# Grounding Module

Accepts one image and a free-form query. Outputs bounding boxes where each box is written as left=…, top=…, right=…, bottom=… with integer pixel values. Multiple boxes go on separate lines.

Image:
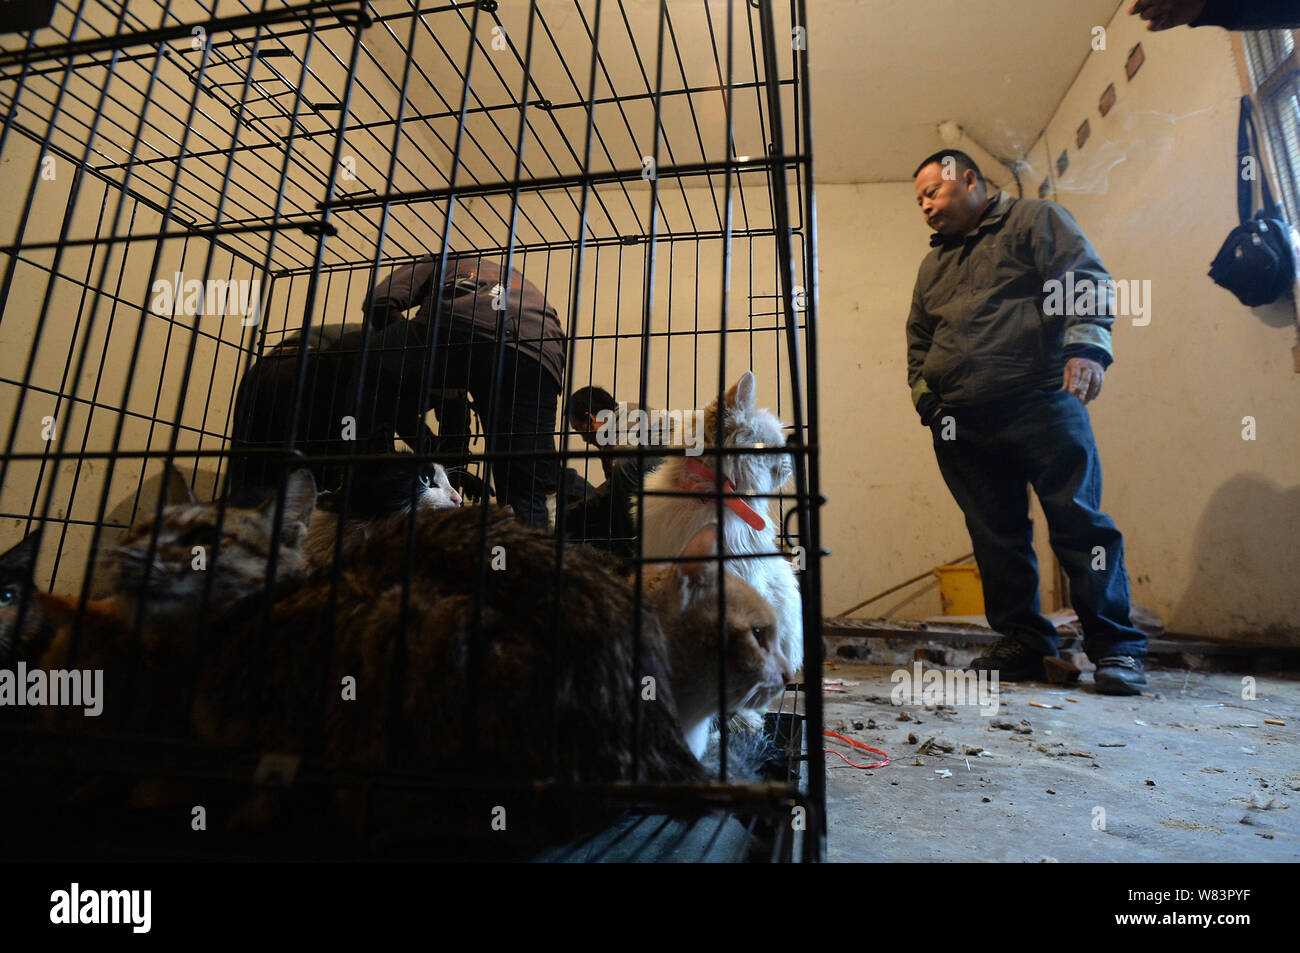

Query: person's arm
left=1129, top=0, right=1300, bottom=31
left=361, top=318, right=441, bottom=450
left=361, top=255, right=444, bottom=328
left=1030, top=201, right=1115, bottom=403
left=905, top=282, right=944, bottom=426
left=428, top=391, right=473, bottom=459
left=1196, top=0, right=1300, bottom=29
left=396, top=419, right=441, bottom=458
left=1031, top=202, right=1117, bottom=368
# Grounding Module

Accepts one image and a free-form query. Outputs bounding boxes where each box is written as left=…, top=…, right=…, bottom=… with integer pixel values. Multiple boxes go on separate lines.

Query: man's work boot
left=971, top=635, right=1048, bottom=682
left=1093, top=655, right=1147, bottom=695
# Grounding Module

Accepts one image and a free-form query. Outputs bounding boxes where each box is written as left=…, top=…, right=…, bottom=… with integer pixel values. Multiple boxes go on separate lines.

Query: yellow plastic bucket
left=933, top=564, right=984, bottom=615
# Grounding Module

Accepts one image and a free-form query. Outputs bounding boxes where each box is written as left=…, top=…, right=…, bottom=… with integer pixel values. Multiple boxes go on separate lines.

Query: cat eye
left=751, top=625, right=773, bottom=648
left=0, top=587, right=15, bottom=606
left=420, top=473, right=433, bottom=488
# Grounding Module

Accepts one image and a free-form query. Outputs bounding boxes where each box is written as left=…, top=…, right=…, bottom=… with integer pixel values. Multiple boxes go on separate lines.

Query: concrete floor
left=823, top=661, right=1300, bottom=862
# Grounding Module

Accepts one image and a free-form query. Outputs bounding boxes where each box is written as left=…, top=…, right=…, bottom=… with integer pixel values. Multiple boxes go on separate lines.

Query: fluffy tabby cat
left=95, top=468, right=316, bottom=637
left=188, top=510, right=781, bottom=839
left=194, top=506, right=705, bottom=782
left=43, top=468, right=318, bottom=732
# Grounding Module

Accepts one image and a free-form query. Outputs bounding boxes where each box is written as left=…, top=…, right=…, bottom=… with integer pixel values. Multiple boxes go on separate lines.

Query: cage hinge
left=298, top=220, right=338, bottom=237
left=334, top=5, right=373, bottom=30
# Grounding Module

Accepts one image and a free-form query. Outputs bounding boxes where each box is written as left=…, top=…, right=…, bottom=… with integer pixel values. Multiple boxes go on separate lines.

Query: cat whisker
left=738, top=683, right=767, bottom=710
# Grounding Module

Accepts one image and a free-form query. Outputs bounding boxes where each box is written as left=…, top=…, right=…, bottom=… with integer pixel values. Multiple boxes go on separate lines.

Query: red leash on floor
left=823, top=731, right=890, bottom=769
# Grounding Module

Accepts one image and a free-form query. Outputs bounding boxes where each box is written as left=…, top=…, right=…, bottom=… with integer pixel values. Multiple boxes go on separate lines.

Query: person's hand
left=1127, top=0, right=1207, bottom=30
left=916, top=392, right=945, bottom=427
left=1062, top=357, right=1105, bottom=404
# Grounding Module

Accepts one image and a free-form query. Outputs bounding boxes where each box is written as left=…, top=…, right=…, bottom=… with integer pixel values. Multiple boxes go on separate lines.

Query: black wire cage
left=0, top=0, right=824, bottom=861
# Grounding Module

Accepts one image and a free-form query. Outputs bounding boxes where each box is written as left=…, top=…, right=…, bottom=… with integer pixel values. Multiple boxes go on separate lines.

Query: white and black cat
left=302, top=453, right=461, bottom=571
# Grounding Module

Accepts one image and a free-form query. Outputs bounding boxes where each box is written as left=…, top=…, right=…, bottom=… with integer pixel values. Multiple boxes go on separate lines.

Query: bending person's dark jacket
left=362, top=252, right=566, bottom=388
left=906, top=191, right=1117, bottom=422
left=226, top=320, right=442, bottom=501
left=1194, top=0, right=1300, bottom=29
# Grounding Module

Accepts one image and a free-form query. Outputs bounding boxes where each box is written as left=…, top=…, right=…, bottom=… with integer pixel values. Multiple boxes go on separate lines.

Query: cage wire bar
left=0, top=0, right=824, bottom=862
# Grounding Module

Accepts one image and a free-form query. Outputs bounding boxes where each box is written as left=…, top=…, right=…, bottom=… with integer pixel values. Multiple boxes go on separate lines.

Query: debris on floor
left=989, top=719, right=1033, bottom=734
left=823, top=662, right=1300, bottom=862
left=1043, top=656, right=1081, bottom=685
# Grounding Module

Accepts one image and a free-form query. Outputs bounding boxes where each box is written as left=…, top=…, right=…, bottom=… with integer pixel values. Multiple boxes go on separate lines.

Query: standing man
left=907, top=150, right=1148, bottom=694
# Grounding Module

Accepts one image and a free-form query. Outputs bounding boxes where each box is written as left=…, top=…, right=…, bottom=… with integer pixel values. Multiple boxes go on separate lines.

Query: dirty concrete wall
left=1022, top=11, right=1300, bottom=641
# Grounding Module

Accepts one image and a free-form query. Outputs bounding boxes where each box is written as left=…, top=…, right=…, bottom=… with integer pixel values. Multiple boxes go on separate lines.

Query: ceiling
left=806, top=0, right=1126, bottom=182
left=3, top=0, right=1128, bottom=270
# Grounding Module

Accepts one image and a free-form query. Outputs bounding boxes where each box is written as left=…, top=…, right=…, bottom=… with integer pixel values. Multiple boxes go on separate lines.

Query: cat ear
left=281, top=469, right=317, bottom=529
left=726, top=371, right=756, bottom=411
left=1, top=528, right=42, bottom=572
left=675, top=524, right=721, bottom=597
left=164, top=464, right=198, bottom=506
left=263, top=470, right=316, bottom=549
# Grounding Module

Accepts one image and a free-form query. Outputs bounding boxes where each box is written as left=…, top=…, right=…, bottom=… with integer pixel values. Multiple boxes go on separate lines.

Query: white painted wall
left=1022, top=11, right=1300, bottom=641
left=814, top=181, right=969, bottom=620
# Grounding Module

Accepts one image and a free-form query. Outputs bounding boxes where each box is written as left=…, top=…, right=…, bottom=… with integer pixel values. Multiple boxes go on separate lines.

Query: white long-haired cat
left=639, top=371, right=802, bottom=694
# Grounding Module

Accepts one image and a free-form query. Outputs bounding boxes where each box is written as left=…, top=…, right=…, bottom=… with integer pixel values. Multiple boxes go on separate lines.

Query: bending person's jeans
left=432, top=332, right=559, bottom=529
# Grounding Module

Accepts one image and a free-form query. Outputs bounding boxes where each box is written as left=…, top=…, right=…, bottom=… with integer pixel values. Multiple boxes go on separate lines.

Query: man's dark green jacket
left=906, top=191, right=1117, bottom=420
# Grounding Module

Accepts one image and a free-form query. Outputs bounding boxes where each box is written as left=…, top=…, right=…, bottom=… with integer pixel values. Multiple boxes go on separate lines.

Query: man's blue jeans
left=931, top=386, right=1146, bottom=661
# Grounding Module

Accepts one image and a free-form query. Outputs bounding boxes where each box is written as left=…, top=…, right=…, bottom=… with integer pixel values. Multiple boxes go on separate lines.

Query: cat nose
left=778, top=654, right=795, bottom=685
left=451, top=493, right=462, bottom=506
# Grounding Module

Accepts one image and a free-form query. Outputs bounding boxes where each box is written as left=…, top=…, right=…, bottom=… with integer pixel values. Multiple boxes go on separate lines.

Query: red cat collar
left=676, top=458, right=768, bottom=531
